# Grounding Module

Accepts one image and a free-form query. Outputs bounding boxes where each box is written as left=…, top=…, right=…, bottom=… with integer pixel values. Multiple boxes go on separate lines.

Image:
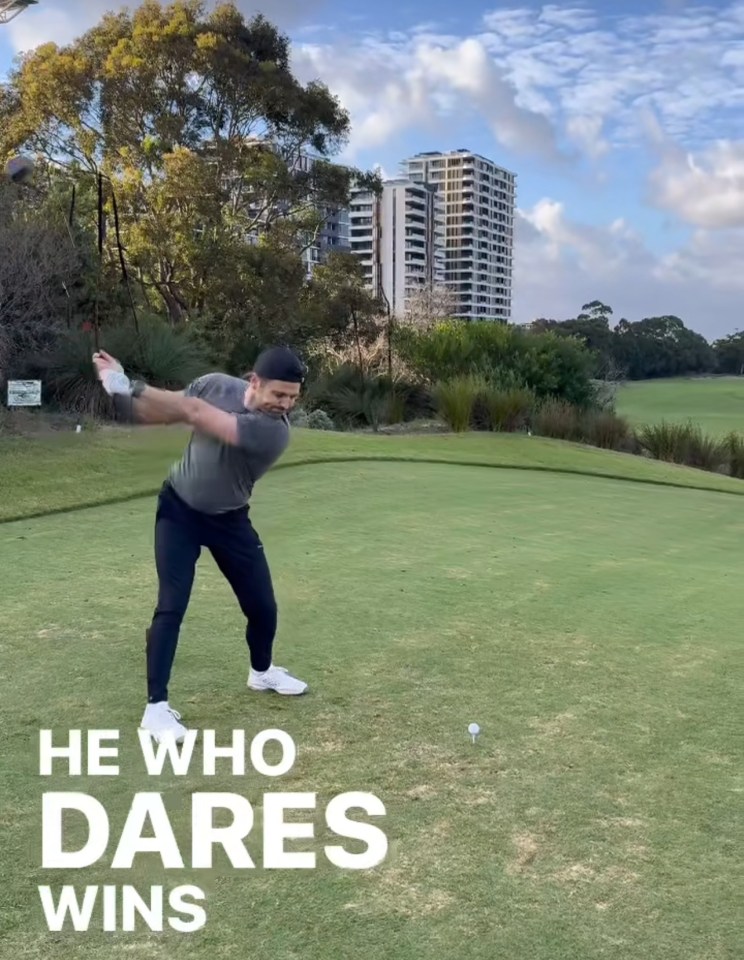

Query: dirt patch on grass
left=553, top=863, right=596, bottom=883
left=301, top=737, right=346, bottom=756
left=551, top=863, right=640, bottom=886
left=598, top=817, right=646, bottom=828
left=506, top=832, right=540, bottom=874
left=463, top=788, right=497, bottom=807
left=405, top=784, right=438, bottom=801
left=344, top=875, right=455, bottom=918
left=528, top=711, right=577, bottom=737
left=344, top=851, right=457, bottom=919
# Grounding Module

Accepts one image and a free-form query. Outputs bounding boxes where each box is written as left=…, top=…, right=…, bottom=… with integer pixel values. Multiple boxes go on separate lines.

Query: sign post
left=7, top=380, right=42, bottom=407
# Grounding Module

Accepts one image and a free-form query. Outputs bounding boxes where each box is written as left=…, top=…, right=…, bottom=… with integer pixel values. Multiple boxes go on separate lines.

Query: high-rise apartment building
left=236, top=142, right=350, bottom=274
left=284, top=151, right=350, bottom=276
left=402, top=149, right=516, bottom=321
left=348, top=178, right=445, bottom=315
left=302, top=205, right=350, bottom=275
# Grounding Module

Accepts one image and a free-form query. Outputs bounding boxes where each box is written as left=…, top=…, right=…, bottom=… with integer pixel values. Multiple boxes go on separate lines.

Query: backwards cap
left=253, top=346, right=306, bottom=384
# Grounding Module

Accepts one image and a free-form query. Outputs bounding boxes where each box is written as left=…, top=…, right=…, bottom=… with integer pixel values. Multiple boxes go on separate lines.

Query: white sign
left=7, top=379, right=42, bottom=406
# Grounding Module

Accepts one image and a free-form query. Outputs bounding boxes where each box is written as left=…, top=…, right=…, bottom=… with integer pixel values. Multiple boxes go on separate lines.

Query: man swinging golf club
left=93, top=346, right=309, bottom=744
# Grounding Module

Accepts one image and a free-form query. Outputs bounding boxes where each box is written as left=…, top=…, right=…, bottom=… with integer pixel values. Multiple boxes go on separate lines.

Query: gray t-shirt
left=167, top=372, right=290, bottom=514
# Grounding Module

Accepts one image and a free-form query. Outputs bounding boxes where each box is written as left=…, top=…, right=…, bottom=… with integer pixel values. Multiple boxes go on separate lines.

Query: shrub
left=29, top=331, right=114, bottom=417
left=515, top=331, right=597, bottom=408
left=101, top=316, right=212, bottom=388
left=432, top=374, right=487, bottom=432
left=581, top=410, right=633, bottom=451
left=306, top=409, right=336, bottom=431
left=479, top=385, right=536, bottom=432
left=684, top=425, right=728, bottom=473
left=636, top=420, right=728, bottom=472
left=290, top=406, right=336, bottom=431
left=590, top=378, right=618, bottom=412
left=32, top=316, right=211, bottom=417
left=635, top=421, right=693, bottom=463
left=531, top=399, right=584, bottom=442
left=305, top=363, right=426, bottom=430
left=395, top=320, right=596, bottom=408
left=394, top=321, right=488, bottom=382
left=724, top=432, right=744, bottom=479
left=289, top=406, right=309, bottom=428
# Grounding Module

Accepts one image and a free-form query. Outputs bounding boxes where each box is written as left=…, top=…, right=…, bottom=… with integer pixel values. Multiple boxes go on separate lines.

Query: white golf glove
left=93, top=350, right=132, bottom=396
left=100, top=369, right=132, bottom=396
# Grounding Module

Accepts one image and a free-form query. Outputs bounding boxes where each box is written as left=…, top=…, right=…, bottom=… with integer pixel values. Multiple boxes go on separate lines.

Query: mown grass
left=616, top=376, right=744, bottom=437
left=0, top=430, right=741, bottom=959
left=1, top=422, right=743, bottom=525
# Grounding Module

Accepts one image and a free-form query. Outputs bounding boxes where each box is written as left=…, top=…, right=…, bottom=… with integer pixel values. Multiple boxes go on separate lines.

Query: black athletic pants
left=146, top=481, right=277, bottom=703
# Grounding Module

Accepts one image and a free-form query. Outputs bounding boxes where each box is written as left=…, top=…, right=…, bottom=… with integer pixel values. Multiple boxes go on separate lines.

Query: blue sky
left=3, top=0, right=744, bottom=339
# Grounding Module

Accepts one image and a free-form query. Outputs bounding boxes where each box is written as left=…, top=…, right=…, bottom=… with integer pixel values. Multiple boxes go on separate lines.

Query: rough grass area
left=0, top=435, right=742, bottom=959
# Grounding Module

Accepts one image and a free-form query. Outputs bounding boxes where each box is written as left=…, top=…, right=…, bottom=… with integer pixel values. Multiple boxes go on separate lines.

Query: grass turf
left=616, top=376, right=744, bottom=437
left=1, top=423, right=744, bottom=525
left=0, top=429, right=742, bottom=959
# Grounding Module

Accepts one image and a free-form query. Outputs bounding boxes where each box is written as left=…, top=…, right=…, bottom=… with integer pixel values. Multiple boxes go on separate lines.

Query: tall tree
left=0, top=0, right=380, bottom=331
left=712, top=330, right=744, bottom=375
left=403, top=283, right=458, bottom=329
left=612, top=316, right=715, bottom=379
left=303, top=251, right=383, bottom=373
left=532, top=301, right=616, bottom=378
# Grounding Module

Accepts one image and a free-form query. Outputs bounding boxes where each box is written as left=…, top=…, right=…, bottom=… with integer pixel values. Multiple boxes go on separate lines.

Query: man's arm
left=112, top=385, right=187, bottom=425
left=94, top=351, right=280, bottom=449
left=97, top=353, right=217, bottom=430
left=133, top=387, right=283, bottom=452
left=111, top=379, right=247, bottom=445
left=114, top=383, right=239, bottom=439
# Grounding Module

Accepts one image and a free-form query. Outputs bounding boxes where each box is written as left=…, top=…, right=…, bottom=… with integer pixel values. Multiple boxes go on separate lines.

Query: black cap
left=253, top=346, right=306, bottom=384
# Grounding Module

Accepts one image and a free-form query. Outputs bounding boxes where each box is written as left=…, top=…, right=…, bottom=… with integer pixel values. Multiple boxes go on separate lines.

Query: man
left=92, top=345, right=309, bottom=744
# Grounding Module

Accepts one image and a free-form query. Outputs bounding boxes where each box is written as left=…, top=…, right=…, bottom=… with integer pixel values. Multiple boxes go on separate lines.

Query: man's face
left=246, top=375, right=300, bottom=415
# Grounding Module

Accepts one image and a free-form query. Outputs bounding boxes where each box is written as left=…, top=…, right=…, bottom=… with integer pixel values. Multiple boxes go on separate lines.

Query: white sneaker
left=248, top=665, right=308, bottom=695
left=140, top=702, right=188, bottom=743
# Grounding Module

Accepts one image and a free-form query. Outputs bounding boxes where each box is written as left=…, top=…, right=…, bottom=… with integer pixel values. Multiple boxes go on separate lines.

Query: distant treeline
left=532, top=301, right=744, bottom=380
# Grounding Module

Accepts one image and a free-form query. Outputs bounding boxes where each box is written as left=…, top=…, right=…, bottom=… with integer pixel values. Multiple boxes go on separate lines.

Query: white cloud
left=6, top=1, right=114, bottom=51
left=478, top=2, right=744, bottom=149
left=649, top=140, right=744, bottom=228
left=512, top=200, right=744, bottom=339
left=292, top=34, right=566, bottom=163
left=288, top=2, right=744, bottom=175
left=4, top=0, right=323, bottom=53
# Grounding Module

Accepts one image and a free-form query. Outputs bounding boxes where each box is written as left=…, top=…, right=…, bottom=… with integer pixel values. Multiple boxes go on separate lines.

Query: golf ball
left=468, top=723, right=480, bottom=736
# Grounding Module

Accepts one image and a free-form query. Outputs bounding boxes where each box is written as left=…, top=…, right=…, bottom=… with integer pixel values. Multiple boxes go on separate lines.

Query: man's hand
left=93, top=350, right=131, bottom=396
left=92, top=350, right=123, bottom=376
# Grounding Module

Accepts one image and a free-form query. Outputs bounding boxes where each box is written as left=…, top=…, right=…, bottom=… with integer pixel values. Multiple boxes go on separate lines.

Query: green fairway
left=616, top=376, right=744, bottom=436
left=1, top=430, right=742, bottom=959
